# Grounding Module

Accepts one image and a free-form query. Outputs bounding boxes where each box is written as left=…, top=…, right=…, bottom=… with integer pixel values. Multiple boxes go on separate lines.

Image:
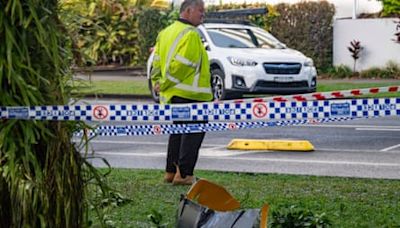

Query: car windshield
left=207, top=27, right=285, bottom=49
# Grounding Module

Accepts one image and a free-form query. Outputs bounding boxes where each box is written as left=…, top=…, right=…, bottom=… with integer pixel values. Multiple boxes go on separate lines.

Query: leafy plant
left=270, top=205, right=332, bottom=228
left=380, top=0, right=400, bottom=16
left=0, top=1, right=122, bottom=226
left=147, top=209, right=169, bottom=228
left=137, top=8, right=178, bottom=65
left=324, top=65, right=353, bottom=79
left=0, top=1, right=87, bottom=226
left=347, top=40, right=362, bottom=73
left=60, top=0, right=142, bottom=66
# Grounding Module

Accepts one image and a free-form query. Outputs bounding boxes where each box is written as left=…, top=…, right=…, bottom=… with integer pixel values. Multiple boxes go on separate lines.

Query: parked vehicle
left=147, top=21, right=317, bottom=102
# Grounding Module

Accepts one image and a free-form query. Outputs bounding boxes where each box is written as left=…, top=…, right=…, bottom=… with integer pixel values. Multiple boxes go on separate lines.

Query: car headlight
left=304, top=58, right=314, bottom=67
left=228, top=57, right=258, bottom=67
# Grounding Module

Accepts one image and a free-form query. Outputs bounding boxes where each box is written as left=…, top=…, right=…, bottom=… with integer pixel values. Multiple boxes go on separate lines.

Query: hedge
left=270, top=2, right=335, bottom=70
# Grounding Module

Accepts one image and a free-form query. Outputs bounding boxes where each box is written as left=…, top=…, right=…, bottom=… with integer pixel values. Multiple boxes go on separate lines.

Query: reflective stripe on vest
left=175, top=54, right=199, bottom=69
left=164, top=27, right=210, bottom=94
left=165, top=27, right=193, bottom=84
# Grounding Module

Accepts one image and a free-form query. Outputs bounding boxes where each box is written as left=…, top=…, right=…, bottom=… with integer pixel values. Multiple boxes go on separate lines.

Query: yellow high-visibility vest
left=151, top=20, right=212, bottom=104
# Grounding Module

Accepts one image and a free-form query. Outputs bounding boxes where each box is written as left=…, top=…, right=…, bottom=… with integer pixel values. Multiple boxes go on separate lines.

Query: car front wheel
left=211, top=68, right=241, bottom=100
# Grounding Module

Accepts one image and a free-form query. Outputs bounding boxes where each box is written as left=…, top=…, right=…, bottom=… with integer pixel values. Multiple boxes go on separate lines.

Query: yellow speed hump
left=227, top=139, right=314, bottom=151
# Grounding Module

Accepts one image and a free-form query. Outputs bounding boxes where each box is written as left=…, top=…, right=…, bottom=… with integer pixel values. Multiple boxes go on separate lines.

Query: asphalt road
left=73, top=73, right=400, bottom=180
left=77, top=102, right=400, bottom=179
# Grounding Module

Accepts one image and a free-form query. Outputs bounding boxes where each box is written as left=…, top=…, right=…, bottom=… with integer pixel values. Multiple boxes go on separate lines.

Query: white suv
left=147, top=21, right=317, bottom=101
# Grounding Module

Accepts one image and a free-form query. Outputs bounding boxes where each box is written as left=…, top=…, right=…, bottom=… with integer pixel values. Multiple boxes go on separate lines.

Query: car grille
left=255, top=80, right=309, bottom=88
left=263, top=62, right=302, bottom=74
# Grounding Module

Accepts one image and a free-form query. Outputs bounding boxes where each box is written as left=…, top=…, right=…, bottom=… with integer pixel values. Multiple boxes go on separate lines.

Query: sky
left=202, top=0, right=383, bottom=18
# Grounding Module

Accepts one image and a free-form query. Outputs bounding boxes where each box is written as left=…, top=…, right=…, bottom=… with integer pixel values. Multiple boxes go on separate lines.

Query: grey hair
left=179, top=0, right=203, bottom=13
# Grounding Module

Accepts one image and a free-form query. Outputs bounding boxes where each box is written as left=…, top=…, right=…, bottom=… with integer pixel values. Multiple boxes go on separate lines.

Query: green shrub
left=381, top=0, right=400, bottom=16
left=322, top=62, right=400, bottom=79
left=384, top=61, right=400, bottom=78
left=137, top=8, right=178, bottom=65
left=360, top=67, right=386, bottom=79
left=0, top=1, right=87, bottom=226
left=270, top=2, right=335, bottom=71
left=60, top=0, right=141, bottom=66
left=325, top=65, right=353, bottom=79
left=360, top=61, right=400, bottom=79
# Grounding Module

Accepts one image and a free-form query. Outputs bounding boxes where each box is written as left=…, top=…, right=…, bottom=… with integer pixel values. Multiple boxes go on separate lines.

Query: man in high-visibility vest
left=151, top=0, right=212, bottom=185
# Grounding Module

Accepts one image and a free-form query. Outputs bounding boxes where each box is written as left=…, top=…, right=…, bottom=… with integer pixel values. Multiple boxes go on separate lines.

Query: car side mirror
left=204, top=42, right=210, bottom=51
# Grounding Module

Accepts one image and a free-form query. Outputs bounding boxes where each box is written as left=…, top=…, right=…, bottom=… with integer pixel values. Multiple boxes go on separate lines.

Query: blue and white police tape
left=74, top=117, right=357, bottom=137
left=1, top=98, right=399, bottom=122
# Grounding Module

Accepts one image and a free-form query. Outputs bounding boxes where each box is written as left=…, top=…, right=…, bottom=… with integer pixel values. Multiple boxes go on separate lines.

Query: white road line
left=93, top=152, right=165, bottom=156
left=75, top=139, right=222, bottom=147
left=87, top=151, right=400, bottom=167
left=88, top=140, right=166, bottom=145
left=317, top=148, right=400, bottom=153
left=80, top=139, right=400, bottom=154
left=304, top=124, right=400, bottom=129
left=356, top=128, right=400, bottom=131
left=381, top=144, right=400, bottom=152
left=219, top=157, right=400, bottom=167
left=218, top=157, right=400, bottom=167
left=90, top=147, right=250, bottom=157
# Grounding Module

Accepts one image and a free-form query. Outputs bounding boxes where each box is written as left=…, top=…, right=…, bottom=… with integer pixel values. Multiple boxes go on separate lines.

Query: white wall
left=333, top=18, right=400, bottom=71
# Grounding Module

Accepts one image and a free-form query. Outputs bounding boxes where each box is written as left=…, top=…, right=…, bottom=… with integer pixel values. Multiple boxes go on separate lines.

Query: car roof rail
left=203, top=19, right=253, bottom=25
left=205, top=7, right=268, bottom=19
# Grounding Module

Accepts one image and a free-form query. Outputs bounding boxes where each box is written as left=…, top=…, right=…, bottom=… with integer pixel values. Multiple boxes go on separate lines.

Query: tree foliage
left=380, top=0, right=400, bottom=16
left=60, top=0, right=142, bottom=66
left=269, top=1, right=335, bottom=70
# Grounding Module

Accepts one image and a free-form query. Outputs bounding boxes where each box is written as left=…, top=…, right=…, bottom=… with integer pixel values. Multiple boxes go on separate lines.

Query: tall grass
left=0, top=1, right=102, bottom=226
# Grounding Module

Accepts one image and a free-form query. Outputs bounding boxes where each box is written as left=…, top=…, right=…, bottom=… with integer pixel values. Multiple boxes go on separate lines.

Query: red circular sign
left=252, top=103, right=268, bottom=118
left=227, top=123, right=237, bottom=130
left=93, top=106, right=109, bottom=120
left=153, top=125, right=162, bottom=134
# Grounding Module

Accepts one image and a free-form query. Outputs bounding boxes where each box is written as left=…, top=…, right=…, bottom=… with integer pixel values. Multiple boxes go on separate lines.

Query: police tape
left=75, top=117, right=358, bottom=137
left=224, top=85, right=400, bottom=103
left=1, top=98, right=399, bottom=122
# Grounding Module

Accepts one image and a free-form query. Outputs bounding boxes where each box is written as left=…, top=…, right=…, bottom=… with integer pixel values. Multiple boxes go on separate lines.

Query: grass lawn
left=78, top=79, right=400, bottom=226
left=94, top=169, right=400, bottom=227
left=74, top=79, right=400, bottom=97
left=318, top=82, right=400, bottom=98
left=74, top=80, right=151, bottom=95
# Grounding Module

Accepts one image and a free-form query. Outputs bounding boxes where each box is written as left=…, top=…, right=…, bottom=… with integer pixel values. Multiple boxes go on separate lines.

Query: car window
left=251, top=28, right=286, bottom=49
left=207, top=27, right=285, bottom=49
left=207, top=29, right=256, bottom=48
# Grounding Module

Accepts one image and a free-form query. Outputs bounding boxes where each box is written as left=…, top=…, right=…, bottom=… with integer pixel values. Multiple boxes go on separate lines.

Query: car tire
left=148, top=78, right=160, bottom=103
left=211, top=68, right=241, bottom=100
